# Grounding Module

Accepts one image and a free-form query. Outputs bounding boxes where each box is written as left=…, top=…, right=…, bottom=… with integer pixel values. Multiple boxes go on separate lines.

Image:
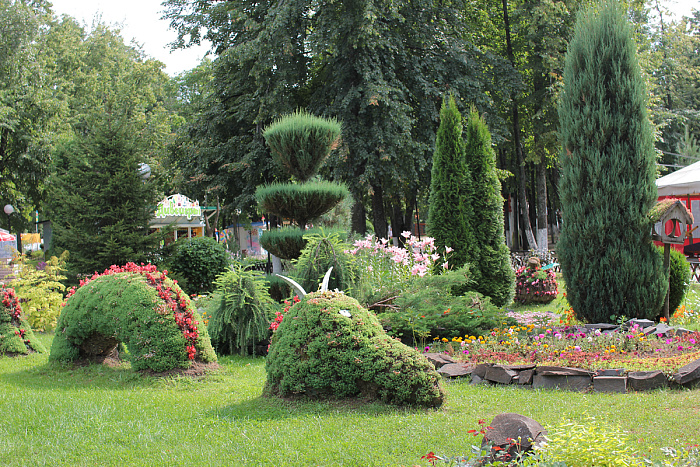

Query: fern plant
left=207, top=265, right=277, bottom=356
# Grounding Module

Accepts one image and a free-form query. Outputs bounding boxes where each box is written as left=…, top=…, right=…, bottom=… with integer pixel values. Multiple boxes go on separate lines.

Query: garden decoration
left=650, top=199, right=694, bottom=321
left=266, top=269, right=445, bottom=407
left=514, top=257, right=558, bottom=305
left=1, top=286, right=46, bottom=354
left=50, top=263, right=217, bottom=372
left=256, top=111, right=348, bottom=264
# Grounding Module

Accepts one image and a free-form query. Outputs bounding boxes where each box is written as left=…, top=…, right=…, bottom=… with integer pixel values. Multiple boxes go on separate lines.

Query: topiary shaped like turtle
left=50, top=263, right=216, bottom=372
left=265, top=290, right=445, bottom=407
left=1, top=286, right=46, bottom=354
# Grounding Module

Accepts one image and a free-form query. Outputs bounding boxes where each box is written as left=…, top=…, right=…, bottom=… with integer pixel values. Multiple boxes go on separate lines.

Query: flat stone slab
left=518, top=369, right=534, bottom=385
left=628, top=370, right=668, bottom=391
left=424, top=352, right=455, bottom=369
left=533, top=374, right=591, bottom=392
left=596, top=368, right=625, bottom=376
left=437, top=363, right=471, bottom=378
left=584, top=323, right=620, bottom=331
left=472, top=363, right=493, bottom=379
left=536, top=366, right=593, bottom=377
left=673, top=357, right=700, bottom=386
left=485, top=365, right=518, bottom=384
left=593, top=376, right=627, bottom=393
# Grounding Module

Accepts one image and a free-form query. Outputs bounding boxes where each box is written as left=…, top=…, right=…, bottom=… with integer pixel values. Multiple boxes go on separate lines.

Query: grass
left=1, top=333, right=699, bottom=466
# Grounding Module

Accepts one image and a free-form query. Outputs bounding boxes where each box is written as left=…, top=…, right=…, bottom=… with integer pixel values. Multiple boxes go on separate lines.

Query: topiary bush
left=292, top=228, right=355, bottom=293
left=265, top=290, right=445, bottom=407
left=265, top=274, right=292, bottom=302
left=207, top=265, right=277, bottom=356
left=49, top=263, right=216, bottom=372
left=259, top=227, right=309, bottom=260
left=1, top=287, right=46, bottom=355
left=657, top=245, right=691, bottom=319
left=168, top=237, right=230, bottom=295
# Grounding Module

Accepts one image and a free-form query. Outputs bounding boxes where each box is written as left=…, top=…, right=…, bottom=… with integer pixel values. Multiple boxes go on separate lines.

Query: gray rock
left=470, top=373, right=488, bottom=385
left=672, top=357, right=700, bottom=386
left=482, top=413, right=547, bottom=459
left=472, top=363, right=493, bottom=379
left=536, top=366, right=594, bottom=377
left=627, top=319, right=655, bottom=329
left=628, top=370, right=668, bottom=391
left=533, top=374, right=591, bottom=392
left=584, top=323, right=620, bottom=332
left=423, top=352, right=455, bottom=370
left=518, top=369, right=534, bottom=385
left=437, top=363, right=471, bottom=378
left=595, top=368, right=625, bottom=376
left=652, top=323, right=673, bottom=337
left=485, top=365, right=518, bottom=384
left=593, top=376, right=627, bottom=393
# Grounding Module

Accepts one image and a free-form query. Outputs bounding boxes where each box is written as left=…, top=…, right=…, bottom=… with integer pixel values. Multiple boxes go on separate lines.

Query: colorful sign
left=155, top=194, right=202, bottom=220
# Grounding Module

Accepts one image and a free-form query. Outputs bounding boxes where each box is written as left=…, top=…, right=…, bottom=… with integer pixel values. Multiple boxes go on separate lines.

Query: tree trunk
left=371, top=182, right=388, bottom=239
left=536, top=160, right=548, bottom=252
left=503, top=0, right=537, bottom=251
left=351, top=195, right=366, bottom=235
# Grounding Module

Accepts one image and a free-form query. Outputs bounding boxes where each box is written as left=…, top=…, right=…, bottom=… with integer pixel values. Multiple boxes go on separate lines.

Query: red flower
left=420, top=452, right=439, bottom=466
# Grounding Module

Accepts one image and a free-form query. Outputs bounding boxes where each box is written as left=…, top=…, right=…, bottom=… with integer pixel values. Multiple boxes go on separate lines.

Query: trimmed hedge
left=265, top=291, right=445, bottom=407
left=259, top=227, right=309, bottom=260
left=50, top=263, right=216, bottom=372
left=1, top=287, right=46, bottom=355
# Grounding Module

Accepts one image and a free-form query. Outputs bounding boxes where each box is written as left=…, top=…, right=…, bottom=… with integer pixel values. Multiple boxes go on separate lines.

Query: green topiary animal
left=1, top=287, right=46, bottom=354
left=50, top=263, right=216, bottom=372
left=265, top=289, right=446, bottom=407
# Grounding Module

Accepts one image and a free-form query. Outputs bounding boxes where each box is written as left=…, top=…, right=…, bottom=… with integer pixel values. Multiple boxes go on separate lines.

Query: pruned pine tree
left=558, top=1, right=666, bottom=322
left=428, top=95, right=475, bottom=272
left=464, top=108, right=515, bottom=307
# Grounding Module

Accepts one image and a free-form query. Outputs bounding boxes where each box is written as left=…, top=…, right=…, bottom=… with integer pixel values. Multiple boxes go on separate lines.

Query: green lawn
left=1, top=333, right=699, bottom=466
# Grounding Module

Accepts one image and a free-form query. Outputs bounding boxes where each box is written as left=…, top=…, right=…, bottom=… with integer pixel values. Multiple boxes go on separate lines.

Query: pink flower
left=690, top=338, right=696, bottom=344
left=445, top=246, right=454, bottom=254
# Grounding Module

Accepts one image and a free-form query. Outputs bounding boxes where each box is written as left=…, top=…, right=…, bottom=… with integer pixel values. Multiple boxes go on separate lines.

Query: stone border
left=425, top=353, right=700, bottom=393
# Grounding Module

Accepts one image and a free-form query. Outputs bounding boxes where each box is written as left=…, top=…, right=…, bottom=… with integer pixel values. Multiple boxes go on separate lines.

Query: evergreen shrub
left=0, top=287, right=46, bottom=354
left=376, top=268, right=514, bottom=345
left=557, top=1, right=666, bottom=322
left=259, top=227, right=309, bottom=260
left=255, top=181, right=350, bottom=229
left=265, top=291, right=445, bottom=407
left=265, top=274, right=292, bottom=302
left=49, top=263, right=216, bottom=371
left=168, top=237, right=230, bottom=295
left=207, top=265, right=276, bottom=356
left=263, top=110, right=341, bottom=181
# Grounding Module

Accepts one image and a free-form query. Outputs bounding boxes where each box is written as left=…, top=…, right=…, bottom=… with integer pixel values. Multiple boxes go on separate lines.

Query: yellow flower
left=442, top=338, right=448, bottom=343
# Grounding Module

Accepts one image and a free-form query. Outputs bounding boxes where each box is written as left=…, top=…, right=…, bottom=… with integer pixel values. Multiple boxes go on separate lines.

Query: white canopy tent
left=656, top=160, right=700, bottom=196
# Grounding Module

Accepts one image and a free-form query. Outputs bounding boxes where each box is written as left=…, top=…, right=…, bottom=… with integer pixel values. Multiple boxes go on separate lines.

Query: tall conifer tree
left=558, top=1, right=666, bottom=322
left=428, top=95, right=474, bottom=271
left=464, top=108, right=514, bottom=307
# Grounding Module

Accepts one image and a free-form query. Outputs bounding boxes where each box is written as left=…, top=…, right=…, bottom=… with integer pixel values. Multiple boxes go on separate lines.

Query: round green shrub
left=265, top=291, right=445, bottom=407
left=265, top=274, right=292, bottom=302
left=207, top=265, right=276, bottom=356
left=656, top=245, right=691, bottom=319
left=168, top=237, right=230, bottom=295
left=263, top=110, right=341, bottom=182
left=49, top=264, right=216, bottom=372
left=1, top=287, right=46, bottom=355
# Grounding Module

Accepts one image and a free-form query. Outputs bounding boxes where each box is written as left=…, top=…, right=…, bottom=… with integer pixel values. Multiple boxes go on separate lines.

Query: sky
left=48, top=0, right=699, bottom=77
left=49, top=0, right=212, bottom=76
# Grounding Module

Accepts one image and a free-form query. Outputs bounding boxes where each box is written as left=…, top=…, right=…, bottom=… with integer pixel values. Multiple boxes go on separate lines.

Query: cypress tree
left=428, top=95, right=474, bottom=270
left=558, top=1, right=666, bottom=322
left=464, top=108, right=514, bottom=307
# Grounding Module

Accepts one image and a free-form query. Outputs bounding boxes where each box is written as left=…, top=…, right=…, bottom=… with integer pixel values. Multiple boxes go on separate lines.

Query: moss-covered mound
left=50, top=263, right=216, bottom=372
left=1, top=287, right=46, bottom=354
left=265, top=291, right=445, bottom=407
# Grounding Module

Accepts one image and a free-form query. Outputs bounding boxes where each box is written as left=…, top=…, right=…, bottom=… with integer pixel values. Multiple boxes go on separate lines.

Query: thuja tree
left=558, top=2, right=666, bottom=322
left=464, top=108, right=515, bottom=307
left=428, top=95, right=475, bottom=271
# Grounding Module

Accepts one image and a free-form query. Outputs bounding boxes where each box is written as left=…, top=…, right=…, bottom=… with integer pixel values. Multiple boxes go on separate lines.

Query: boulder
left=424, top=352, right=455, bottom=370
left=593, top=376, right=627, bottom=393
left=482, top=413, right=547, bottom=460
left=485, top=365, right=518, bottom=385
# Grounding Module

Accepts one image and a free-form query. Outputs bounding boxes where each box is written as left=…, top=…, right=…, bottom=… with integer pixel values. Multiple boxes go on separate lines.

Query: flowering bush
left=1, top=286, right=46, bottom=354
left=514, top=259, right=558, bottom=305
left=51, top=263, right=216, bottom=371
left=346, top=232, right=450, bottom=307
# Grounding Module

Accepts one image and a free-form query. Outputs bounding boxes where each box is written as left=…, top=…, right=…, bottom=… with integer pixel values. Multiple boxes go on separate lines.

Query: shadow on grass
left=0, top=360, right=167, bottom=391
left=209, top=392, right=431, bottom=422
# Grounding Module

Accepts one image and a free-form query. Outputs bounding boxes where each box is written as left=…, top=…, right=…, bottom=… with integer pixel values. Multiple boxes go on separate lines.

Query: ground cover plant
left=50, top=263, right=216, bottom=371
left=1, top=333, right=699, bottom=466
left=0, top=286, right=45, bottom=354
